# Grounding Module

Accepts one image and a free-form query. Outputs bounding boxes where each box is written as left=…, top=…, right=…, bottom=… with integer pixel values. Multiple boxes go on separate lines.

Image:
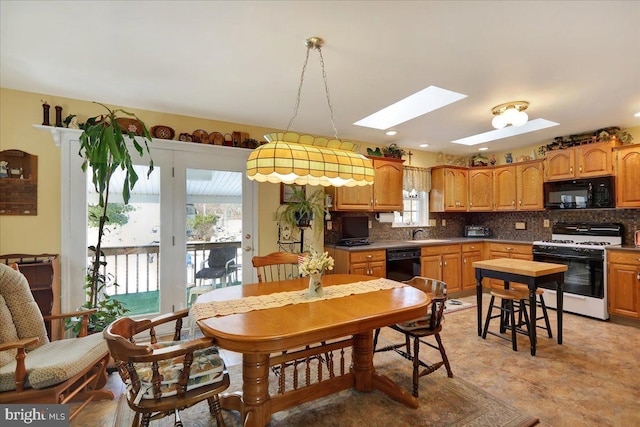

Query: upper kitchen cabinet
left=329, top=156, right=403, bottom=212
left=430, top=166, right=468, bottom=212
left=516, top=160, right=544, bottom=210
left=468, top=160, right=543, bottom=212
left=468, top=168, right=493, bottom=211
left=544, top=141, right=616, bottom=181
left=614, top=144, right=640, bottom=208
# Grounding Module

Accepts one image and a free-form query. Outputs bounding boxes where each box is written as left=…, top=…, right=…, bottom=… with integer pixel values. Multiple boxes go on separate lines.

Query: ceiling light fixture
left=634, top=111, right=640, bottom=117
left=478, top=147, right=489, bottom=151
left=491, top=101, right=529, bottom=129
left=419, top=143, right=429, bottom=148
left=246, top=37, right=374, bottom=187
left=385, top=130, right=398, bottom=136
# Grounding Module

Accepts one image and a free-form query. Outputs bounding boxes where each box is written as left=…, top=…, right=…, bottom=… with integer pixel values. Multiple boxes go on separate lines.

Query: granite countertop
left=326, top=237, right=534, bottom=251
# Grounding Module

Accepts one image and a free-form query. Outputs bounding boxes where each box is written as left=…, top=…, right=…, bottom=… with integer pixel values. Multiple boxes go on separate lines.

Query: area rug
left=444, top=299, right=475, bottom=314
left=113, top=340, right=537, bottom=427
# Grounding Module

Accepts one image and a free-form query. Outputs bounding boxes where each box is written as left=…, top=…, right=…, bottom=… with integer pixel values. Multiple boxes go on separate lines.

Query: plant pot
left=295, top=212, right=312, bottom=228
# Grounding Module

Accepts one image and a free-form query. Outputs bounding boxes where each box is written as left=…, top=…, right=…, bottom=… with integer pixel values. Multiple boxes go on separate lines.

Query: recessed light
left=385, top=130, right=398, bottom=136
left=419, top=143, right=429, bottom=148
left=634, top=111, right=640, bottom=117
left=354, top=86, right=467, bottom=130
left=478, top=147, right=489, bottom=151
left=451, top=119, right=559, bottom=146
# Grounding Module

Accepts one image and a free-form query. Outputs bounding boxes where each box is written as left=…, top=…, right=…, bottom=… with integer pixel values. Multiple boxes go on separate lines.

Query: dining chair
left=373, top=276, right=453, bottom=397
left=0, top=263, right=113, bottom=421
left=251, top=251, right=303, bottom=283
left=103, top=309, right=230, bottom=427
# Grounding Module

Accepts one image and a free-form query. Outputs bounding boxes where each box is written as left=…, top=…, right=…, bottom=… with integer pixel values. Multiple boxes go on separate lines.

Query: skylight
left=353, top=86, right=467, bottom=130
left=451, top=119, right=559, bottom=146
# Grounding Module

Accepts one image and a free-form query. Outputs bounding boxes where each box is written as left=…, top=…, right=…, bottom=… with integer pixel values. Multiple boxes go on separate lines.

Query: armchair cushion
left=134, top=341, right=225, bottom=399
left=0, top=332, right=108, bottom=391
left=0, top=264, right=48, bottom=350
left=0, top=294, right=19, bottom=366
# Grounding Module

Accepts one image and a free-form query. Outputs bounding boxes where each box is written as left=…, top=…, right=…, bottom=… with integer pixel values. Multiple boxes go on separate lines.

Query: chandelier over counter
left=491, top=101, right=529, bottom=129
left=246, top=37, right=374, bottom=187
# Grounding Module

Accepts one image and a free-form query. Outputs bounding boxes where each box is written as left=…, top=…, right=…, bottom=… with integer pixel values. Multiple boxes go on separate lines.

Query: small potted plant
left=276, top=185, right=326, bottom=233
left=382, top=143, right=406, bottom=159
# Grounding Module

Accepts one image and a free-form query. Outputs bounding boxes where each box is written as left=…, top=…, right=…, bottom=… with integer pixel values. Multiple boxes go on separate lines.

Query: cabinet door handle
left=519, top=200, right=522, bottom=206
left=637, top=272, right=640, bottom=281
left=439, top=261, right=443, bottom=267
left=444, top=260, right=448, bottom=266
left=464, top=259, right=467, bottom=264
left=506, top=247, right=513, bottom=251
left=370, top=199, right=374, bottom=206
left=512, top=200, right=515, bottom=206
left=579, top=165, right=583, bottom=173
left=570, top=166, right=573, bottom=173
left=365, top=255, right=372, bottom=260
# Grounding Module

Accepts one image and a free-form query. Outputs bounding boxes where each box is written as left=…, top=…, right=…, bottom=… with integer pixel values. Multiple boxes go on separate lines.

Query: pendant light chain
left=285, top=40, right=339, bottom=140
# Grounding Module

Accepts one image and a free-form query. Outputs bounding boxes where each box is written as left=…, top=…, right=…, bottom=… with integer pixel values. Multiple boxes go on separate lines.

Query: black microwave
left=544, top=176, right=615, bottom=209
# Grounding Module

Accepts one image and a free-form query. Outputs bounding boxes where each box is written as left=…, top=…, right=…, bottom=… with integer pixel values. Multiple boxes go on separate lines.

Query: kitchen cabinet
left=420, top=244, right=461, bottom=292
left=430, top=166, right=468, bottom=212
left=486, top=242, right=532, bottom=289
left=607, top=250, right=640, bottom=318
left=493, top=165, right=517, bottom=211
left=329, top=157, right=404, bottom=212
left=468, top=168, right=493, bottom=211
left=517, top=160, right=544, bottom=210
left=329, top=248, right=386, bottom=278
left=614, top=144, right=640, bottom=208
left=544, top=141, right=616, bottom=181
left=494, top=160, right=544, bottom=211
left=461, top=242, right=483, bottom=291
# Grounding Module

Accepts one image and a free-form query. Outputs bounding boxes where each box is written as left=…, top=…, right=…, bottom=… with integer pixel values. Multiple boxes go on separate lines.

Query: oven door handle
left=533, top=253, right=603, bottom=262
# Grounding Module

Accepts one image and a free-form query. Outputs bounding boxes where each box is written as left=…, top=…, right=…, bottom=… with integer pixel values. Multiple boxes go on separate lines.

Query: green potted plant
left=69, top=103, right=154, bottom=334
left=277, top=185, right=326, bottom=234
left=382, top=143, right=406, bottom=159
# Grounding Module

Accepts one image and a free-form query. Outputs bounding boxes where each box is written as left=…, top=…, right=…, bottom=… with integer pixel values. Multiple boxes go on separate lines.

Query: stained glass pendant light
left=246, top=37, right=374, bottom=187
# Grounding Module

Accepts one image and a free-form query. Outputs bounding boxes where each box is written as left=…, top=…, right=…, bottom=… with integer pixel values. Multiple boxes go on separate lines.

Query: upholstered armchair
left=0, top=263, right=113, bottom=420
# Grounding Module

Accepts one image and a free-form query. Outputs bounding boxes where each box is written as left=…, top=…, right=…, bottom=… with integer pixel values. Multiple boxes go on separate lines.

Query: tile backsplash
left=325, top=209, right=639, bottom=245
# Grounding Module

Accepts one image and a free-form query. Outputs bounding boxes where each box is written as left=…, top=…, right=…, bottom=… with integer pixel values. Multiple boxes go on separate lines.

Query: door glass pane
left=186, top=169, right=243, bottom=307
left=87, top=164, right=160, bottom=315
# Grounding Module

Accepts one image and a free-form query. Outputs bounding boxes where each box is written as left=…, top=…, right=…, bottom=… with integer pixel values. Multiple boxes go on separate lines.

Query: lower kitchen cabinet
left=607, top=250, right=640, bottom=318
left=461, top=242, right=484, bottom=291
left=329, top=248, right=386, bottom=278
left=421, top=244, right=461, bottom=292
left=486, top=242, right=532, bottom=289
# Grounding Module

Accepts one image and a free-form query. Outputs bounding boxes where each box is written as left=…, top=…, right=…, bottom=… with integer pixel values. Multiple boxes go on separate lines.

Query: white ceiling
left=2, top=1, right=639, bottom=156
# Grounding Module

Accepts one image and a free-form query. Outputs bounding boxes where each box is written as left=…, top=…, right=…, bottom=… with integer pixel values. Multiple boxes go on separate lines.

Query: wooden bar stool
left=511, top=284, right=553, bottom=339
left=482, top=288, right=531, bottom=351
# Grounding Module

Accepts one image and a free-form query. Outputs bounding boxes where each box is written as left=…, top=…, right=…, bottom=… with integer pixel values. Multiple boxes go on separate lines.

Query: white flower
left=299, top=250, right=334, bottom=276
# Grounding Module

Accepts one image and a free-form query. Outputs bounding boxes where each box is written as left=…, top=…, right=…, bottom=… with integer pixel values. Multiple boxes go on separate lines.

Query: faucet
left=412, top=228, right=425, bottom=240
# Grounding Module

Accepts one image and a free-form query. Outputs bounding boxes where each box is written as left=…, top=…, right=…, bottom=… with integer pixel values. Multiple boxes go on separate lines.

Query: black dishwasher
left=386, top=248, right=421, bottom=282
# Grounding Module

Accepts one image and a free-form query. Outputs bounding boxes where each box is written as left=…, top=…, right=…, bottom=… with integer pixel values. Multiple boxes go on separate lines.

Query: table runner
left=191, top=278, right=406, bottom=321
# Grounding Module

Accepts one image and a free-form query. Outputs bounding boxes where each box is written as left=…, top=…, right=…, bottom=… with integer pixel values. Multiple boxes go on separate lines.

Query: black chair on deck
left=194, top=246, right=238, bottom=288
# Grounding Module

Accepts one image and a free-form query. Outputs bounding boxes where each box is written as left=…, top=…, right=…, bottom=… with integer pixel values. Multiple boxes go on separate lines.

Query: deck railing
left=90, top=241, right=242, bottom=296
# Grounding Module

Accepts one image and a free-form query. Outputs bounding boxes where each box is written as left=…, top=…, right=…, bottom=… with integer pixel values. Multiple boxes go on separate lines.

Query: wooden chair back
left=252, top=252, right=302, bottom=283
left=103, top=310, right=229, bottom=427
left=402, top=276, right=447, bottom=329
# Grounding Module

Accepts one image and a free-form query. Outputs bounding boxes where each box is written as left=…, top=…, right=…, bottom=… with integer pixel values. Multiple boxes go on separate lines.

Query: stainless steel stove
left=532, top=222, right=624, bottom=320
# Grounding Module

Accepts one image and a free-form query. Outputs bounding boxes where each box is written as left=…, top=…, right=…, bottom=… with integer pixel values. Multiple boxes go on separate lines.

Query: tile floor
left=71, top=293, right=640, bottom=426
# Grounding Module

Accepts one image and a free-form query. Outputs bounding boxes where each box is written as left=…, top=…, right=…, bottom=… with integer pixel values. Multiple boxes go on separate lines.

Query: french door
left=61, top=134, right=257, bottom=317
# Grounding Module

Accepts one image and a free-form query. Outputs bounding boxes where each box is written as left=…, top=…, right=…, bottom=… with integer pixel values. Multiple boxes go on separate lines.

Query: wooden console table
left=473, top=258, right=567, bottom=356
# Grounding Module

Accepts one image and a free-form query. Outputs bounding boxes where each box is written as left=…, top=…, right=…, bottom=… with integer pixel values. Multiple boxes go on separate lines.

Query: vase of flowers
left=299, top=250, right=335, bottom=298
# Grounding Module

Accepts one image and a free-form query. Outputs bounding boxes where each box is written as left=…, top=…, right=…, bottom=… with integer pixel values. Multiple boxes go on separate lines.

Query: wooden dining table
left=195, top=273, right=430, bottom=427
left=473, top=258, right=568, bottom=356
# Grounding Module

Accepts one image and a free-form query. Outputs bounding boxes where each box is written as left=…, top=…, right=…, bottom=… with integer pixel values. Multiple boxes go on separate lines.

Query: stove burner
left=576, top=241, right=612, bottom=246
left=542, top=239, right=575, bottom=244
